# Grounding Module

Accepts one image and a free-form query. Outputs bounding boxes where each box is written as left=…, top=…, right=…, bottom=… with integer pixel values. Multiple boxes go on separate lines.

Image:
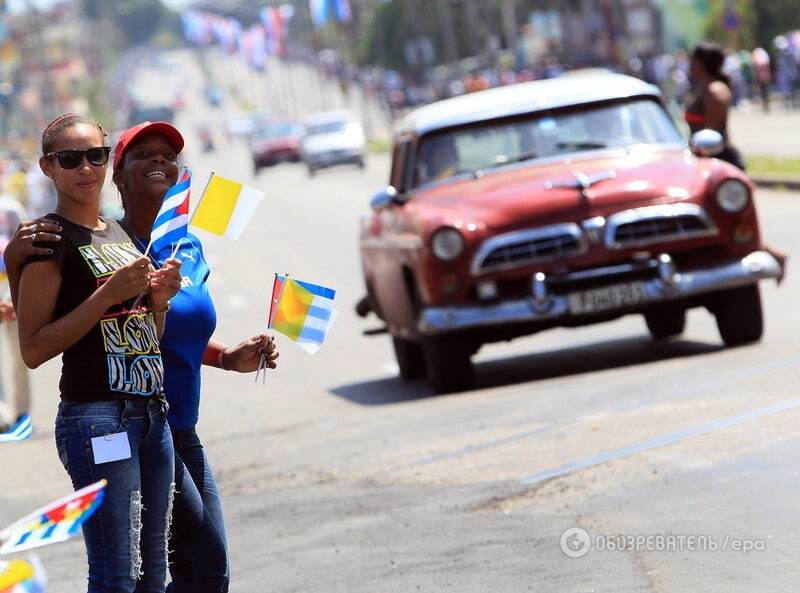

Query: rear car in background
left=301, top=111, right=365, bottom=176
left=127, top=103, right=174, bottom=127
left=357, top=72, right=784, bottom=393
left=249, top=121, right=304, bottom=173
left=225, top=112, right=270, bottom=142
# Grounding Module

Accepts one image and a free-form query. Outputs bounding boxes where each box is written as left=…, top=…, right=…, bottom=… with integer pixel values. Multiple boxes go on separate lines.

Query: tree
left=704, top=0, right=756, bottom=50
left=83, top=0, right=169, bottom=47
left=753, top=0, right=800, bottom=49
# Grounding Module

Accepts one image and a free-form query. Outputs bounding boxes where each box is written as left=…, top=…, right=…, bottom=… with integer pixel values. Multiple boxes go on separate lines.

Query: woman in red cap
left=9, top=113, right=183, bottom=591
left=113, top=120, right=279, bottom=592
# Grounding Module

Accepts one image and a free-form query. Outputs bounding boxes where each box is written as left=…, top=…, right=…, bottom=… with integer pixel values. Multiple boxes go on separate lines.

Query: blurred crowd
left=0, top=155, right=56, bottom=224
left=298, top=31, right=800, bottom=117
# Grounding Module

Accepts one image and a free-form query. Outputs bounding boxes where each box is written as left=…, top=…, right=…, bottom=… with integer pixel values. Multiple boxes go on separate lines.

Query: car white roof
left=397, top=71, right=662, bottom=137
left=303, top=110, right=358, bottom=125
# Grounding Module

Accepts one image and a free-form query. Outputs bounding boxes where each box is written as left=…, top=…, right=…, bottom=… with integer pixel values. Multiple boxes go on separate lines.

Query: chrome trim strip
left=419, top=251, right=781, bottom=335
left=471, top=222, right=587, bottom=275
left=605, top=203, right=718, bottom=249
left=360, top=236, right=423, bottom=250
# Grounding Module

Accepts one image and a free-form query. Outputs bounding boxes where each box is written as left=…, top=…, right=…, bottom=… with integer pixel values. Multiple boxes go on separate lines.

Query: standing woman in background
left=684, top=42, right=746, bottom=170
left=13, top=114, right=182, bottom=592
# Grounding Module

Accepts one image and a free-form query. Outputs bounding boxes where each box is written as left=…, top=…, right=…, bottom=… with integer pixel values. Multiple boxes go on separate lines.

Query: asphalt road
left=2, top=50, right=800, bottom=592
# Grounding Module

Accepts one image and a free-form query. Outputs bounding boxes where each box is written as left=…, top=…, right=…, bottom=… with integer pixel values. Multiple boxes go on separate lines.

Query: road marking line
left=520, top=397, right=800, bottom=486
left=406, top=351, right=800, bottom=469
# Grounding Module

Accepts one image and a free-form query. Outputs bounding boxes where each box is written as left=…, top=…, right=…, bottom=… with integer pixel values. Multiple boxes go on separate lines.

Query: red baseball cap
left=113, top=121, right=184, bottom=170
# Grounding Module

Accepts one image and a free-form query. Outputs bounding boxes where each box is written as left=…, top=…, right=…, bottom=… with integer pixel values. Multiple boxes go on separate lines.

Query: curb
left=751, top=177, right=800, bottom=191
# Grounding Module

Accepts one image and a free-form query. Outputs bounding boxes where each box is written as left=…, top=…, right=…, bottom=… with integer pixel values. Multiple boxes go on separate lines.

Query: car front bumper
left=418, top=250, right=783, bottom=335
left=307, top=149, right=363, bottom=167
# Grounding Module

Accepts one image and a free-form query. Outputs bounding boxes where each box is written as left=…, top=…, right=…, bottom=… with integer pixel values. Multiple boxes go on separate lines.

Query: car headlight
left=715, top=179, right=750, bottom=213
left=431, top=227, right=465, bottom=261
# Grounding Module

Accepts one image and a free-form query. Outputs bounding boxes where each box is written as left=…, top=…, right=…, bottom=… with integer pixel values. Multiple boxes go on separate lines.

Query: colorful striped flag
left=190, top=174, right=265, bottom=240
left=0, top=481, right=106, bottom=555
left=0, top=556, right=46, bottom=593
left=269, top=275, right=337, bottom=354
left=0, top=415, right=32, bottom=443
left=150, top=168, right=191, bottom=256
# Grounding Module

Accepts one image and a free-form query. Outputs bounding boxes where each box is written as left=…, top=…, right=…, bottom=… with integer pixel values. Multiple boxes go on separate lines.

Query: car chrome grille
left=472, top=223, right=586, bottom=275
left=606, top=204, right=717, bottom=249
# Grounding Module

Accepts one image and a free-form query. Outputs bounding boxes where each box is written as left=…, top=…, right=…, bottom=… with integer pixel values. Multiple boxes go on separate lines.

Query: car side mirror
left=370, top=186, right=400, bottom=211
left=690, top=129, right=724, bottom=157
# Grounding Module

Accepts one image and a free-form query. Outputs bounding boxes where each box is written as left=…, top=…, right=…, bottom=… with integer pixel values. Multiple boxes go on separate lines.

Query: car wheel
left=357, top=157, right=366, bottom=169
left=423, top=337, right=474, bottom=393
left=714, top=285, right=763, bottom=346
left=307, top=165, right=316, bottom=177
left=253, top=163, right=261, bottom=175
left=392, top=337, right=426, bottom=381
left=644, top=308, right=686, bottom=340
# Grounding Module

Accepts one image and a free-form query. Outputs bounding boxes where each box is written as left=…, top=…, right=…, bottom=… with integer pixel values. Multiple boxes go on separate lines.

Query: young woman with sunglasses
left=13, top=113, right=183, bottom=592
left=7, top=120, right=280, bottom=591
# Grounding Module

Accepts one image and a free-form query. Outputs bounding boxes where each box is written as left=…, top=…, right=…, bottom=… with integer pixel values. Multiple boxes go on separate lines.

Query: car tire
left=357, top=157, right=366, bottom=169
left=644, top=308, right=686, bottom=340
left=714, top=285, right=763, bottom=346
left=423, top=337, right=473, bottom=393
left=307, top=165, right=316, bottom=177
left=392, top=337, right=426, bottom=381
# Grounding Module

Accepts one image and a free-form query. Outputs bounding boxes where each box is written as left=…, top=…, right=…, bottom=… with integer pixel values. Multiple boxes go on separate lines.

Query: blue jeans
left=55, top=399, right=175, bottom=593
left=166, top=428, right=229, bottom=593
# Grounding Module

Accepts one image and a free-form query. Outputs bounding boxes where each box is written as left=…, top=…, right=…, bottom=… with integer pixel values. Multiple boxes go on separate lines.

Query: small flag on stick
left=190, top=174, right=265, bottom=239
left=0, top=481, right=106, bottom=555
left=0, top=555, right=46, bottom=592
left=149, top=167, right=191, bottom=258
left=268, top=275, right=337, bottom=354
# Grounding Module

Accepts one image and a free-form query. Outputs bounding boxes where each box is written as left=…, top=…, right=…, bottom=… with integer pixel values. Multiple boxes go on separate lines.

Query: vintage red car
left=356, top=72, right=784, bottom=393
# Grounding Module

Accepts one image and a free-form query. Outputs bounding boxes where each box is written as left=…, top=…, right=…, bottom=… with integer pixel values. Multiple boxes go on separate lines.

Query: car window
left=307, top=121, right=348, bottom=135
left=412, top=99, right=682, bottom=188
left=257, top=123, right=302, bottom=139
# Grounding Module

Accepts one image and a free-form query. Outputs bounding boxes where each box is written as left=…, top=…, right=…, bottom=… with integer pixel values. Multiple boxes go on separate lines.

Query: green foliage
left=704, top=0, right=756, bottom=49
left=82, top=0, right=169, bottom=47
left=753, top=0, right=800, bottom=48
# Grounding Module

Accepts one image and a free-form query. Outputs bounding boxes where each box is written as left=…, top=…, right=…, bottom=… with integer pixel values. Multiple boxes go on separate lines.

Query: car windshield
left=306, top=120, right=348, bottom=135
left=413, top=99, right=682, bottom=187
left=255, top=123, right=303, bottom=139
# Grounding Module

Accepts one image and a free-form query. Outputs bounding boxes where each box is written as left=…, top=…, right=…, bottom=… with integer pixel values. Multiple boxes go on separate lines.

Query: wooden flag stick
left=187, top=170, right=215, bottom=229
left=256, top=273, right=288, bottom=384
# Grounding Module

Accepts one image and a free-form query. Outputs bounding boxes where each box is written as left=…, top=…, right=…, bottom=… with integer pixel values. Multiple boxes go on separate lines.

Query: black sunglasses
left=46, top=146, right=111, bottom=169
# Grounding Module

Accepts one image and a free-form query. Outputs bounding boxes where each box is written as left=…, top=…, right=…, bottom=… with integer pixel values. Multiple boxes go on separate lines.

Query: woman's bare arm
left=17, top=256, right=151, bottom=368
left=704, top=81, right=732, bottom=134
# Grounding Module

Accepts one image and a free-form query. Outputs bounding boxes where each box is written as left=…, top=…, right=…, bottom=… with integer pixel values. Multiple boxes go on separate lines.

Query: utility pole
left=436, top=0, right=459, bottom=64
left=500, top=0, right=518, bottom=52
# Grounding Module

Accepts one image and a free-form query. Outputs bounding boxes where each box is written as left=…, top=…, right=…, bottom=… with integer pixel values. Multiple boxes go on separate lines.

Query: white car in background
left=301, top=111, right=366, bottom=176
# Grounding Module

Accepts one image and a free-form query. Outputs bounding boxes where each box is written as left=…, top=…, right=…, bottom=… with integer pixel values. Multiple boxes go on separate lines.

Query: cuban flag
left=150, top=168, right=191, bottom=258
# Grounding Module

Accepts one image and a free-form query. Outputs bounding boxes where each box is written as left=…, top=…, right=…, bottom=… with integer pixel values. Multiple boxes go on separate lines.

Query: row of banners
left=181, top=0, right=353, bottom=70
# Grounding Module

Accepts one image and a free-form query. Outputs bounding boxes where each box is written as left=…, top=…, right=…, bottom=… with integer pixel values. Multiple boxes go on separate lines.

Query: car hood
left=257, top=137, right=299, bottom=151
left=410, top=149, right=711, bottom=231
left=303, top=132, right=364, bottom=153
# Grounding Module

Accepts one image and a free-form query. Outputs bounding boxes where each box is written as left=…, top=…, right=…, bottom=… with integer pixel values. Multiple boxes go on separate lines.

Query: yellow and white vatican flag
left=190, top=173, right=266, bottom=240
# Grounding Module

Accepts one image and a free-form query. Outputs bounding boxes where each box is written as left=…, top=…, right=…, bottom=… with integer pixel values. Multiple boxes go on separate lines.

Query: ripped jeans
left=55, top=399, right=175, bottom=593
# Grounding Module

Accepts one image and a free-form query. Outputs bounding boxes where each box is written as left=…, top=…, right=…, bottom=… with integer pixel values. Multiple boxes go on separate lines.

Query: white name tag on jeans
left=91, top=432, right=132, bottom=465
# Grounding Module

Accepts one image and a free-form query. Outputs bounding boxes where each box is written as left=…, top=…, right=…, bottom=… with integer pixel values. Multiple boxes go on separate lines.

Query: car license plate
left=568, top=282, right=647, bottom=315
